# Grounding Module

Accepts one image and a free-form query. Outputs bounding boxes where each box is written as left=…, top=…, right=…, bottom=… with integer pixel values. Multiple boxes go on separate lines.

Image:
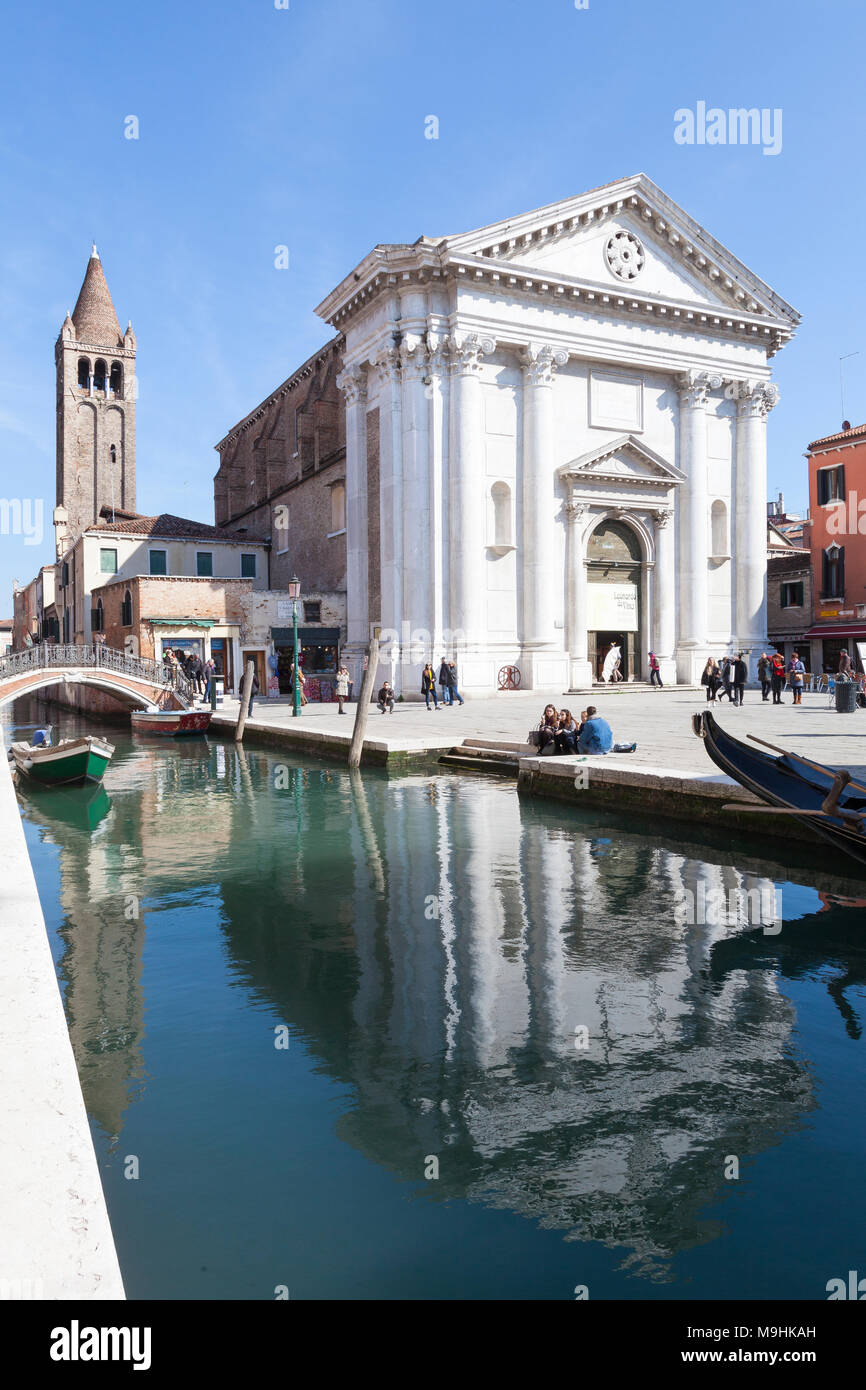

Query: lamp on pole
left=288, top=575, right=301, bottom=718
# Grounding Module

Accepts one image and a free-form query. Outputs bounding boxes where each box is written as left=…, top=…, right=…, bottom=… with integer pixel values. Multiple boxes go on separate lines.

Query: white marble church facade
left=315, top=174, right=799, bottom=694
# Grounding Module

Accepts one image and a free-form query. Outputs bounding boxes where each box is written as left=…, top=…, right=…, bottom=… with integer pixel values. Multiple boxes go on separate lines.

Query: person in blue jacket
left=577, top=706, right=613, bottom=754
left=577, top=706, right=637, bottom=755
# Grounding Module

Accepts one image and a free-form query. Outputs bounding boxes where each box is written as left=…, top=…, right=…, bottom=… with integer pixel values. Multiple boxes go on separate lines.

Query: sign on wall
left=276, top=599, right=295, bottom=623
left=588, top=583, right=639, bottom=631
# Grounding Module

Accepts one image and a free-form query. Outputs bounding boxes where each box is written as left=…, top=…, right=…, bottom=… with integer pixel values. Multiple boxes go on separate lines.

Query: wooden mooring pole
left=348, top=630, right=380, bottom=770
left=235, top=660, right=255, bottom=742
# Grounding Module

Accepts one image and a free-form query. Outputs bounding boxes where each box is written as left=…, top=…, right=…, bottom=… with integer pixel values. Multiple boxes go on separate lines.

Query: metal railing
left=0, top=642, right=193, bottom=707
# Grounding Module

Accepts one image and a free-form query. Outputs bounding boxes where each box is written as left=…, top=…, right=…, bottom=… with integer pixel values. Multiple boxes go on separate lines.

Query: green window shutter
left=196, top=552, right=213, bottom=577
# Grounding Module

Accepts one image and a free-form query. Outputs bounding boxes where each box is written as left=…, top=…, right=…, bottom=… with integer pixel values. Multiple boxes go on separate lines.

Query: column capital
left=734, top=379, right=780, bottom=417
left=520, top=342, right=569, bottom=386
left=677, top=368, right=722, bottom=409
left=371, top=344, right=401, bottom=383
left=652, top=508, right=673, bottom=529
left=336, top=363, right=368, bottom=405
left=446, top=332, right=496, bottom=376
left=398, top=337, right=429, bottom=382
left=563, top=500, right=590, bottom=523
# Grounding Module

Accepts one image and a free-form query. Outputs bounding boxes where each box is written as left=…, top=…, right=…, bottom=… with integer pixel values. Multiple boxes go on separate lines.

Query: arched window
left=121, top=589, right=132, bottom=627
left=109, top=445, right=117, bottom=465
left=109, top=362, right=123, bottom=396
left=711, top=500, right=728, bottom=556
left=77, top=357, right=90, bottom=389
left=93, top=359, right=107, bottom=392
left=587, top=519, right=642, bottom=564
left=489, top=482, right=514, bottom=548
left=91, top=599, right=104, bottom=633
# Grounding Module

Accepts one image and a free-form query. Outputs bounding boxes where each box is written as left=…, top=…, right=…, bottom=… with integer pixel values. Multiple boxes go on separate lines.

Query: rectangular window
left=61, top=562, right=69, bottom=588
left=100, top=548, right=118, bottom=574
left=121, top=592, right=132, bottom=626
left=822, top=547, right=845, bottom=599
left=196, top=552, right=213, bottom=577
left=149, top=549, right=167, bottom=575
left=817, top=464, right=845, bottom=505
left=780, top=581, right=804, bottom=609
left=241, top=553, right=257, bottom=578
left=303, top=600, right=322, bottom=623
left=330, top=482, right=346, bottom=534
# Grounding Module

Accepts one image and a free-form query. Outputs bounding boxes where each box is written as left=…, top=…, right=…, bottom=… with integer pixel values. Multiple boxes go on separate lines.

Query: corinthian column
left=565, top=502, right=592, bottom=688
left=520, top=344, right=568, bottom=650
left=447, top=333, right=495, bottom=650
left=735, top=380, right=778, bottom=658
left=653, top=508, right=676, bottom=680
left=400, top=338, right=433, bottom=664
left=336, top=363, right=369, bottom=650
left=676, top=370, right=718, bottom=678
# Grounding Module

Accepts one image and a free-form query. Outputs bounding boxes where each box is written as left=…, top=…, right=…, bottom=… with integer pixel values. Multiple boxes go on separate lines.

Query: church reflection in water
left=20, top=729, right=866, bottom=1280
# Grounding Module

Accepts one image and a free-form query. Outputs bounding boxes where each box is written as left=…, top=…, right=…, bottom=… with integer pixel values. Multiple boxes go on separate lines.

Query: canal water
left=5, top=699, right=866, bottom=1300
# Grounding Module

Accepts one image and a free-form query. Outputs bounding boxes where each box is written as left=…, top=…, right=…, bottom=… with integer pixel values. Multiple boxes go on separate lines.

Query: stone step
left=462, top=739, right=528, bottom=757
left=438, top=753, right=520, bottom=776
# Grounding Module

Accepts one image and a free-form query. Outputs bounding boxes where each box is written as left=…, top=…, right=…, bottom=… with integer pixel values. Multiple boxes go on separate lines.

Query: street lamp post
left=288, top=575, right=301, bottom=718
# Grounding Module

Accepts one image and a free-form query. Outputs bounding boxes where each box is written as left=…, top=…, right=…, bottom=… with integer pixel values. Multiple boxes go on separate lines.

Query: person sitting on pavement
left=536, top=704, right=559, bottom=752
left=377, top=682, right=395, bottom=714
left=577, top=705, right=637, bottom=755
left=554, top=708, right=579, bottom=755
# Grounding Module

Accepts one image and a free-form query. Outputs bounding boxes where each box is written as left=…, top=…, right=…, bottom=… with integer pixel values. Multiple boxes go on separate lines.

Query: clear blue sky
left=2, top=0, right=864, bottom=612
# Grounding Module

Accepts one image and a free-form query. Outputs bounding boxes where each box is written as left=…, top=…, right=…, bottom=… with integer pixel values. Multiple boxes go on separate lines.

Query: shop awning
left=147, top=618, right=215, bottom=627
left=803, top=623, right=866, bottom=639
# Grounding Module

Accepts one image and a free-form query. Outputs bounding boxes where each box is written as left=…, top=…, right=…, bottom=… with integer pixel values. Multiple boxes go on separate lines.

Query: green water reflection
left=8, top=698, right=866, bottom=1299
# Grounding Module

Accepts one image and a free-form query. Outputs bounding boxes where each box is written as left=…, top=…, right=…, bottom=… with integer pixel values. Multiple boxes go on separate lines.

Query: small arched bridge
left=0, top=643, right=193, bottom=711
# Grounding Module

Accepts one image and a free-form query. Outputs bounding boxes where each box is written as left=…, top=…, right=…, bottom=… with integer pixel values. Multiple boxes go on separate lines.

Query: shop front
left=271, top=626, right=341, bottom=701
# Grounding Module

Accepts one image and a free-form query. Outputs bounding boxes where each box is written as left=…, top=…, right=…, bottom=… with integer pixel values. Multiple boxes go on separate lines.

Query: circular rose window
left=604, top=231, right=645, bottom=281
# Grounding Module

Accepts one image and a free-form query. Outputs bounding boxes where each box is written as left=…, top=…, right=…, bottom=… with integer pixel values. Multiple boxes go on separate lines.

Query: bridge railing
left=0, top=643, right=193, bottom=707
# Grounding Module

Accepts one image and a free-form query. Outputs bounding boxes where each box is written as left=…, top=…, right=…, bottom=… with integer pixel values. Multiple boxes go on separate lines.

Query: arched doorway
left=587, top=519, right=643, bottom=681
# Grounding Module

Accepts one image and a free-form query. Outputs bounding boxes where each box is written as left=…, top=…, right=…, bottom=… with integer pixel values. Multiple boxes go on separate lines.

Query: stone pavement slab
left=209, top=687, right=866, bottom=779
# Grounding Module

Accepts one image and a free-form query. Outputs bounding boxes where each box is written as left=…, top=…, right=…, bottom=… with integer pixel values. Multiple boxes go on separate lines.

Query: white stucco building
left=315, top=174, right=799, bottom=695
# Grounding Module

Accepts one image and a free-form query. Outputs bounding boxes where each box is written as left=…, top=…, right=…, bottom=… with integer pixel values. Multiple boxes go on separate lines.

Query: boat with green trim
left=9, top=733, right=114, bottom=786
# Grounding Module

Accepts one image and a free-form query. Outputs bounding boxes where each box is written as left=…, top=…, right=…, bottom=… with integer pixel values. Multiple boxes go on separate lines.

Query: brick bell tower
left=55, top=245, right=137, bottom=548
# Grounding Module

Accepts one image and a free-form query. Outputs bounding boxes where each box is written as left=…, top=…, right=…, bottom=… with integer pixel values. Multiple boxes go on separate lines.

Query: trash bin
left=835, top=679, right=859, bottom=713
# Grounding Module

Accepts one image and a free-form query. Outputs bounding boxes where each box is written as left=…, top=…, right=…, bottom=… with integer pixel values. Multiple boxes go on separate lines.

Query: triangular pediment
left=444, top=174, right=798, bottom=324
left=559, top=435, right=686, bottom=486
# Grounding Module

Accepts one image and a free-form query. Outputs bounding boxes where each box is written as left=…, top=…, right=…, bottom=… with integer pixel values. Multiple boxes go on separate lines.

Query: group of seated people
left=534, top=704, right=637, bottom=756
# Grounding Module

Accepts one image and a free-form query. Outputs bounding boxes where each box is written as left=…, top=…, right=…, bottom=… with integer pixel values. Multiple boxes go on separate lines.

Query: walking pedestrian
left=438, top=657, right=452, bottom=706
left=838, top=649, right=852, bottom=679
left=770, top=652, right=785, bottom=704
left=648, top=651, right=663, bottom=688
left=447, top=660, right=465, bottom=706
left=732, top=652, right=747, bottom=706
left=701, top=657, right=718, bottom=702
left=335, top=665, right=350, bottom=714
left=421, top=663, right=439, bottom=710
left=202, top=657, right=216, bottom=704
left=758, top=652, right=772, bottom=702
left=717, top=655, right=734, bottom=702
left=788, top=651, right=806, bottom=706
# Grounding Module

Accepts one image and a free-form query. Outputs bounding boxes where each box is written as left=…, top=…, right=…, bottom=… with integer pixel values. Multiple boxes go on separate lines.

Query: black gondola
left=692, top=709, right=866, bottom=867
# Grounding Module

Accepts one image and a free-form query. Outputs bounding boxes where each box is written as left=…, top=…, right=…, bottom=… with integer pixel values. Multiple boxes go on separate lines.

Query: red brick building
left=803, top=421, right=866, bottom=675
